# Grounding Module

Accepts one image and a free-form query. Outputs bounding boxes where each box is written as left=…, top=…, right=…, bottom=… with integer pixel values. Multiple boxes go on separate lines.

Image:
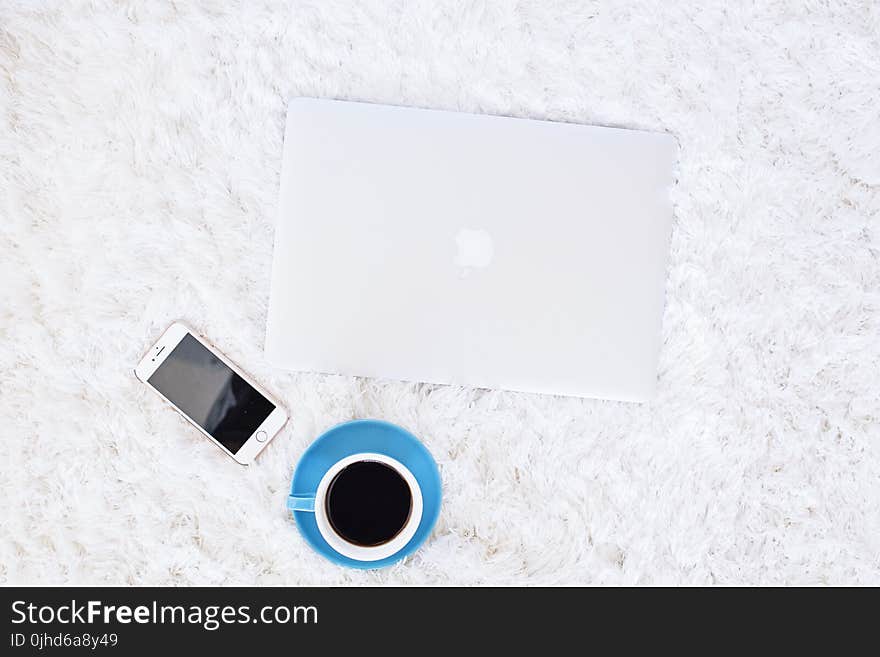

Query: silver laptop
left=266, top=98, right=676, bottom=401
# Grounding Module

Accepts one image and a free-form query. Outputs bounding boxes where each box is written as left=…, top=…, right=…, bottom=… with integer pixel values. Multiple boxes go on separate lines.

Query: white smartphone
left=134, top=322, right=288, bottom=465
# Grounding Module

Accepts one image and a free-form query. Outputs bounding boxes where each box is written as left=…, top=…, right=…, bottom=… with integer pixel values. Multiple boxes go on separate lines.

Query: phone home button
left=255, top=430, right=268, bottom=442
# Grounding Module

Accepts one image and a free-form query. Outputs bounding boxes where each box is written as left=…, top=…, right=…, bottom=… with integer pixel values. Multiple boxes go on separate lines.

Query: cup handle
left=287, top=494, right=316, bottom=513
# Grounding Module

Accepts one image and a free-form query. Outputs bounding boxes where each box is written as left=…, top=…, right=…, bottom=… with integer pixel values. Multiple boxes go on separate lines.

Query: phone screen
left=147, top=333, right=275, bottom=455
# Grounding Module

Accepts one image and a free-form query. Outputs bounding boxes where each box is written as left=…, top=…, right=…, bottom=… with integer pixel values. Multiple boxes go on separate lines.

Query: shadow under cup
left=325, top=460, right=414, bottom=547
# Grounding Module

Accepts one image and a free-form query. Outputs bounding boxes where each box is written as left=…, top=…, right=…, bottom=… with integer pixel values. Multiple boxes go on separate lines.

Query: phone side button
left=255, top=430, right=268, bottom=442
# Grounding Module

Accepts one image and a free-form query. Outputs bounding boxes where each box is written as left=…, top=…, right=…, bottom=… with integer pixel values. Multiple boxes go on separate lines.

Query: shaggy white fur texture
left=2, top=1, right=879, bottom=585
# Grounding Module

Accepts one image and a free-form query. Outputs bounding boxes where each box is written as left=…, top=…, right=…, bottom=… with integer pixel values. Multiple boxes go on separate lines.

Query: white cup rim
left=313, top=453, right=423, bottom=562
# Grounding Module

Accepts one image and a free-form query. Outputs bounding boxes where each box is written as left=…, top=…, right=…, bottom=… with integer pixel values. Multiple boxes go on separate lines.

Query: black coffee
left=326, top=461, right=412, bottom=547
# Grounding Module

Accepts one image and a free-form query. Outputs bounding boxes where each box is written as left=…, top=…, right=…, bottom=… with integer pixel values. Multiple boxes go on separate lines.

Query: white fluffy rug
left=2, top=1, right=879, bottom=585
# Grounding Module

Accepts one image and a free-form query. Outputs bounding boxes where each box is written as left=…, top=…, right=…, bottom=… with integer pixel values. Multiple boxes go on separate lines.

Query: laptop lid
left=266, top=98, right=676, bottom=401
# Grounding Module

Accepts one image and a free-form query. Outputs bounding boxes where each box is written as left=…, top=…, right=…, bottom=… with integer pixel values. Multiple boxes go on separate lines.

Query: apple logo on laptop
left=454, top=228, right=494, bottom=275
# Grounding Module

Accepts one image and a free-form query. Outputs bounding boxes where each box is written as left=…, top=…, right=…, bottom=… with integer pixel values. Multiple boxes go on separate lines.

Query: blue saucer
left=289, top=419, right=442, bottom=569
